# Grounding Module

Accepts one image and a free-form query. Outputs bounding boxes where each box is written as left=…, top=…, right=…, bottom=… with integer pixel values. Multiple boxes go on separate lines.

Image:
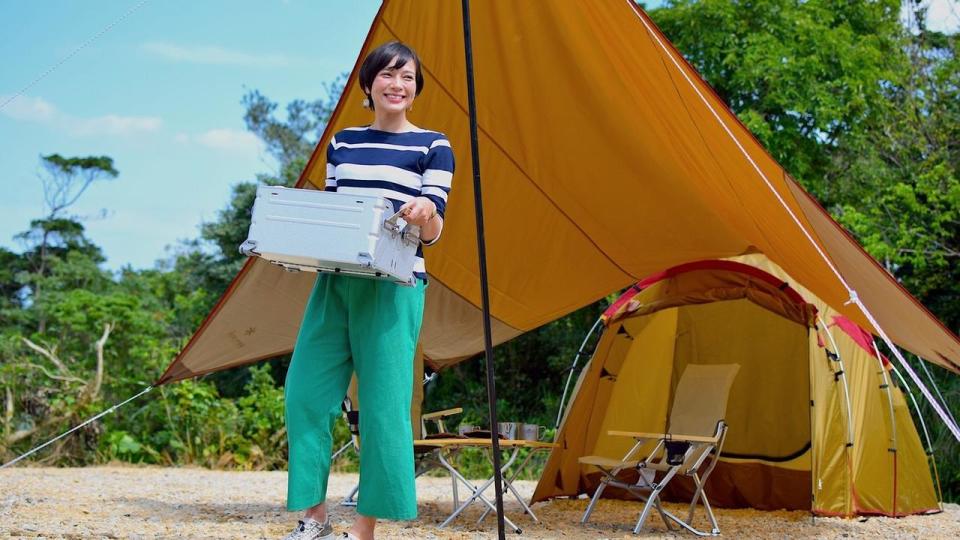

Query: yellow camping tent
left=533, top=256, right=940, bottom=516
left=157, top=0, right=960, bottom=387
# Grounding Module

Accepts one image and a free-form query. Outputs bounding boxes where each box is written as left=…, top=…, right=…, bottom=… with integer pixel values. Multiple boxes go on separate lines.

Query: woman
left=282, top=41, right=454, bottom=540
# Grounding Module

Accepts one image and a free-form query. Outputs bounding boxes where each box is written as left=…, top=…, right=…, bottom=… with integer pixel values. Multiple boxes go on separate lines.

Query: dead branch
left=21, top=338, right=70, bottom=376
left=23, top=363, right=86, bottom=384
left=89, top=322, right=113, bottom=400
left=3, top=386, right=11, bottom=440
left=4, top=413, right=70, bottom=446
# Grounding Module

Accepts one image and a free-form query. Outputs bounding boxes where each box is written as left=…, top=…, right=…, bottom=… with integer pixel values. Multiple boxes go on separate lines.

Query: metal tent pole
left=460, top=1, right=506, bottom=537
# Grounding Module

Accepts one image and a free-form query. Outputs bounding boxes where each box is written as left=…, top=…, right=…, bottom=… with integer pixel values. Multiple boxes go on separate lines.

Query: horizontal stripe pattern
left=325, top=126, right=455, bottom=279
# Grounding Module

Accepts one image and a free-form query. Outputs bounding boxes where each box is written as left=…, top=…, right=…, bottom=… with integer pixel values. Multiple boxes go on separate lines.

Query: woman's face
left=367, top=57, right=417, bottom=114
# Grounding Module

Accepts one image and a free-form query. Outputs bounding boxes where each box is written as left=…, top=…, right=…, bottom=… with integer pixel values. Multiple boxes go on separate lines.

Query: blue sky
left=1, top=0, right=380, bottom=269
left=1, top=0, right=956, bottom=271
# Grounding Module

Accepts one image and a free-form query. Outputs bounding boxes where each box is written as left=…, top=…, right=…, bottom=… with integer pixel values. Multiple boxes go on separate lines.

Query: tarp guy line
left=1, top=386, right=154, bottom=469
left=918, top=357, right=959, bottom=427
left=0, top=0, right=151, bottom=112
left=627, top=0, right=960, bottom=443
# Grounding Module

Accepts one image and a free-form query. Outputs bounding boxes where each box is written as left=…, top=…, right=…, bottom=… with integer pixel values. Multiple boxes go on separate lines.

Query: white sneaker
left=282, top=517, right=334, bottom=540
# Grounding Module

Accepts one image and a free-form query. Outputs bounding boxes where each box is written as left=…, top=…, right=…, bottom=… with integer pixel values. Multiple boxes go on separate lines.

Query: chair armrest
left=421, top=407, right=463, bottom=421
left=608, top=430, right=718, bottom=444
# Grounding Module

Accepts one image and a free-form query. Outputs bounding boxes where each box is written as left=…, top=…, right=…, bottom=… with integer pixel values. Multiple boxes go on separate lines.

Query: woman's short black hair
left=358, top=41, right=424, bottom=108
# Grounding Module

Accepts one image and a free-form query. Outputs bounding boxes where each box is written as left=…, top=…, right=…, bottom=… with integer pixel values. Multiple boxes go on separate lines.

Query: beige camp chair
left=579, top=363, right=740, bottom=536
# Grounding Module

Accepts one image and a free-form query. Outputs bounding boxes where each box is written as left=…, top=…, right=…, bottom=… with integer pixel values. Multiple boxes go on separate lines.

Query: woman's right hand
left=399, top=197, right=437, bottom=227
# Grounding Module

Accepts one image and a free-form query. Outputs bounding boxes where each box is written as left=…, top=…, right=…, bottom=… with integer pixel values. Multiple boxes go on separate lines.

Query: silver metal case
left=239, top=186, right=419, bottom=285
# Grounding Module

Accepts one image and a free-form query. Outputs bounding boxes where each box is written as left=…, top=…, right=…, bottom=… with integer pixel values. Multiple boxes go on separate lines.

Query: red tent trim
left=602, top=259, right=808, bottom=322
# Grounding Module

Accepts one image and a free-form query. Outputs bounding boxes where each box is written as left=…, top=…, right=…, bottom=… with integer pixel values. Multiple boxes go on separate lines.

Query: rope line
left=918, top=355, right=959, bottom=427
left=0, top=0, right=150, bottom=113
left=628, top=0, right=960, bottom=443
left=1, top=386, right=153, bottom=469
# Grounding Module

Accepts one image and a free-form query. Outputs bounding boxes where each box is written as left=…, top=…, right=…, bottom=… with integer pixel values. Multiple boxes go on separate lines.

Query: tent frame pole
left=808, top=326, right=817, bottom=523
left=817, top=317, right=856, bottom=516
left=460, top=1, right=506, bottom=538
left=555, top=317, right=604, bottom=430
left=870, top=340, right=899, bottom=515
left=888, top=355, right=944, bottom=509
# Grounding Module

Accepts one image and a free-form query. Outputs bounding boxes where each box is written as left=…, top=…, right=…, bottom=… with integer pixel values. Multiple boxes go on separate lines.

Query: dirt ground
left=1, top=465, right=958, bottom=539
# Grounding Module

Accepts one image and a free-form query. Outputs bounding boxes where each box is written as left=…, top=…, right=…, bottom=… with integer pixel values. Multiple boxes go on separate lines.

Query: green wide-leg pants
left=285, top=273, right=425, bottom=520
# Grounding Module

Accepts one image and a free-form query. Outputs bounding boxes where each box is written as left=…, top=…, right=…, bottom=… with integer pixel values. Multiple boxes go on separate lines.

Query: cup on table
left=497, top=422, right=520, bottom=440
left=457, top=424, right=478, bottom=436
left=520, top=423, right=547, bottom=441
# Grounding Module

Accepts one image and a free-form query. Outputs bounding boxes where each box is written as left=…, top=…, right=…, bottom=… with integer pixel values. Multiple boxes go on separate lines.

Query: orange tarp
left=158, top=0, right=960, bottom=384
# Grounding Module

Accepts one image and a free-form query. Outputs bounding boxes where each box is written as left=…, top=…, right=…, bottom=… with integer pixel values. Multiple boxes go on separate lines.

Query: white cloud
left=926, top=0, right=960, bottom=33
left=903, top=0, right=960, bottom=34
left=142, top=41, right=293, bottom=68
left=179, top=128, right=265, bottom=154
left=0, top=94, right=162, bottom=136
left=0, top=95, right=57, bottom=122
left=70, top=114, right=163, bottom=136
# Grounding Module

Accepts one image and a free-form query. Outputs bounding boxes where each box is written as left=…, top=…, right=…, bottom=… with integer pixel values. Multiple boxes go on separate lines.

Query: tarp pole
left=460, top=1, right=506, bottom=537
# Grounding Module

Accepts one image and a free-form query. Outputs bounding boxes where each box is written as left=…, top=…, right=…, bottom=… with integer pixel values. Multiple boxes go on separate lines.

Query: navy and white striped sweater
left=324, top=126, right=455, bottom=279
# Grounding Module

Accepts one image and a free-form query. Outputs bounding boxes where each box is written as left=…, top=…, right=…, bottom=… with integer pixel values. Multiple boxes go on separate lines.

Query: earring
left=362, top=97, right=371, bottom=109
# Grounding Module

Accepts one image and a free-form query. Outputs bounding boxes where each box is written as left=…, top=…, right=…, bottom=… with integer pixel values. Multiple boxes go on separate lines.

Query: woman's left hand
left=399, top=197, right=437, bottom=227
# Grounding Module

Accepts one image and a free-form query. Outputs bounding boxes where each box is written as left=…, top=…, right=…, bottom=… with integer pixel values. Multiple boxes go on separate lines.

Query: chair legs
left=580, top=469, right=613, bottom=523
left=582, top=467, right=672, bottom=531
left=583, top=465, right=720, bottom=536
left=341, top=483, right=359, bottom=507
left=635, top=472, right=719, bottom=536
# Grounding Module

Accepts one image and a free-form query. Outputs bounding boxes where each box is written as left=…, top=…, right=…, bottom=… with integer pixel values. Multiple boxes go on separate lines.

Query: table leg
left=437, top=449, right=522, bottom=533
left=478, top=447, right=542, bottom=523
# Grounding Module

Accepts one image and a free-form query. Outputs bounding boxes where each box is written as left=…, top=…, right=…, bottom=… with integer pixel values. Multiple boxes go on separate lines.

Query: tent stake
left=460, top=1, right=506, bottom=538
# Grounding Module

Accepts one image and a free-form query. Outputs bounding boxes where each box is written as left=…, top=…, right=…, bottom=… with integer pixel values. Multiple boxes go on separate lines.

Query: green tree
left=18, top=154, right=117, bottom=332
left=242, top=74, right=345, bottom=185
left=651, top=0, right=904, bottom=203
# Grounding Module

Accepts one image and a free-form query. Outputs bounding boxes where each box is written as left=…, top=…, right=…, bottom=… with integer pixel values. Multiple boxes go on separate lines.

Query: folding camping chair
left=579, top=363, right=740, bottom=536
left=414, top=407, right=466, bottom=508
left=337, top=396, right=466, bottom=507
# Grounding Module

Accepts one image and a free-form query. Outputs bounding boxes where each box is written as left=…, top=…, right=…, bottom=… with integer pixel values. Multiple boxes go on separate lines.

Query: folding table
left=411, top=438, right=556, bottom=534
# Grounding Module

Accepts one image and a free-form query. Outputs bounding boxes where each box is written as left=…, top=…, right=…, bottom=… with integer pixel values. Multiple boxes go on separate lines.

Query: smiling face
left=366, top=57, right=418, bottom=114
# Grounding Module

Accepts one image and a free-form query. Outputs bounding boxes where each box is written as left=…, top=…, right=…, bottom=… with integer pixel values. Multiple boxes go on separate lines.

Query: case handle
left=384, top=210, right=421, bottom=248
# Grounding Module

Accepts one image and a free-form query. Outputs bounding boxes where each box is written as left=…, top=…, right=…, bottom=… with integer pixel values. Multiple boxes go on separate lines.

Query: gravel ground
left=1, top=465, right=958, bottom=539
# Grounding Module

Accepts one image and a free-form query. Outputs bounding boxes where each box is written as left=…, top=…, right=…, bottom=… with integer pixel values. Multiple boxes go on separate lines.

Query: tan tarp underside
left=157, top=258, right=521, bottom=383
left=533, top=259, right=938, bottom=515
left=161, top=0, right=959, bottom=384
